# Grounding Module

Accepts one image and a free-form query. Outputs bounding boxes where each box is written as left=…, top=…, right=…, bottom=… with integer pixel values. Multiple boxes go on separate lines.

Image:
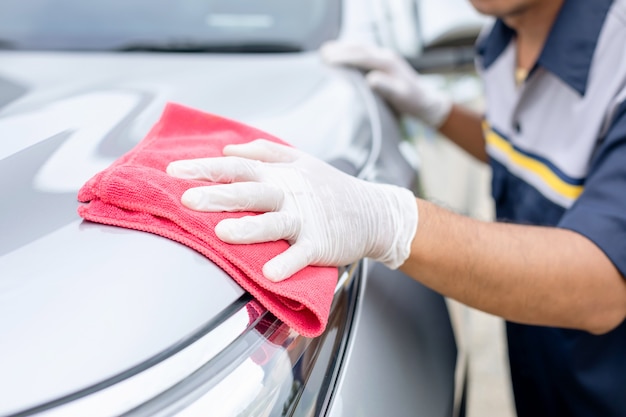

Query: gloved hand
left=167, top=139, right=418, bottom=282
left=320, top=40, right=452, bottom=128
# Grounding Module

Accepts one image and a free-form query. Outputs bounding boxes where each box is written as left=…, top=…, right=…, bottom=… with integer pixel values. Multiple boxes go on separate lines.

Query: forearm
left=437, top=104, right=488, bottom=163
left=401, top=199, right=626, bottom=334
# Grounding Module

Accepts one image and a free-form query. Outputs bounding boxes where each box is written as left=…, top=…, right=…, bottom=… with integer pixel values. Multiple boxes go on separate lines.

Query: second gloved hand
left=320, top=41, right=452, bottom=128
left=167, top=139, right=418, bottom=282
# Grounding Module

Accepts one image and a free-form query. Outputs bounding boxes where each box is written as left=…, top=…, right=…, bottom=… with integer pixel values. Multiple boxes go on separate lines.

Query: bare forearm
left=401, top=199, right=626, bottom=334
left=437, top=104, right=488, bottom=163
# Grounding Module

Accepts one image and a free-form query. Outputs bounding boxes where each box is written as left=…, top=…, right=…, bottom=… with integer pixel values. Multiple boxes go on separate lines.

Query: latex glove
left=320, top=40, right=452, bottom=128
left=167, top=139, right=418, bottom=282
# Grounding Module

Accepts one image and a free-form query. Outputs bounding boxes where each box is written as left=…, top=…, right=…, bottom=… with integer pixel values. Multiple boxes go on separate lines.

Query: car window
left=0, top=0, right=340, bottom=51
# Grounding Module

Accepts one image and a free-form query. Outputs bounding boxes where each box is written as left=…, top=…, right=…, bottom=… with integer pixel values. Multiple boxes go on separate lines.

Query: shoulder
left=599, top=0, right=626, bottom=47
left=589, top=0, right=626, bottom=132
left=611, top=0, right=626, bottom=20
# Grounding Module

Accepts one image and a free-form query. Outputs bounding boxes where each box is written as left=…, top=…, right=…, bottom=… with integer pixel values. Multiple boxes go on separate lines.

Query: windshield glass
left=0, top=0, right=340, bottom=52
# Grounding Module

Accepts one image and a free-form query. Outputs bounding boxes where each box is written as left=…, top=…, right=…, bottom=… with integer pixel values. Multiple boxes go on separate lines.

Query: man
left=167, top=0, right=626, bottom=415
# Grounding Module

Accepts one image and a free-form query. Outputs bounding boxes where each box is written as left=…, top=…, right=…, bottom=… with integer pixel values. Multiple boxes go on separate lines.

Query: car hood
left=0, top=51, right=370, bottom=415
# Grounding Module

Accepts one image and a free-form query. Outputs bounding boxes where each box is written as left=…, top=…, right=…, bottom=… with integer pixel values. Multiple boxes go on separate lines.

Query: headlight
left=26, top=264, right=361, bottom=417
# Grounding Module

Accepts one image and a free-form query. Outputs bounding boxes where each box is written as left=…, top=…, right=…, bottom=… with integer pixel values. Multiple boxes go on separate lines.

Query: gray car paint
left=0, top=49, right=459, bottom=417
left=0, top=51, right=375, bottom=413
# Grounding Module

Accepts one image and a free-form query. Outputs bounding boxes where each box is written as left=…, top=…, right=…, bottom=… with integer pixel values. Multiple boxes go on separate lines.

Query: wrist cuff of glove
left=420, top=93, right=453, bottom=129
left=375, top=185, right=418, bottom=269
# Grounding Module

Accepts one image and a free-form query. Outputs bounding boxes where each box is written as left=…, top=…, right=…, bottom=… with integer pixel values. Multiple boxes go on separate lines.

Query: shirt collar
left=476, top=0, right=614, bottom=96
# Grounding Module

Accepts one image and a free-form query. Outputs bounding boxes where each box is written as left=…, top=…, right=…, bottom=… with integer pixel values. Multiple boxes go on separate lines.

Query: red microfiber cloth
left=77, top=102, right=338, bottom=338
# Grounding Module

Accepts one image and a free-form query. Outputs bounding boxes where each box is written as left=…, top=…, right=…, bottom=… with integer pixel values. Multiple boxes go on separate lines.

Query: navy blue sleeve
left=559, top=99, right=626, bottom=277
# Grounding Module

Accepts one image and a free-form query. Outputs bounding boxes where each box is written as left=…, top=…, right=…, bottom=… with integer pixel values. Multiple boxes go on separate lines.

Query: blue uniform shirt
left=475, top=0, right=626, bottom=415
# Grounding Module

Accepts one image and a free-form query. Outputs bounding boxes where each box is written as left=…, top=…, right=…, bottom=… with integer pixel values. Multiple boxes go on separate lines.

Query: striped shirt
left=475, top=0, right=626, bottom=415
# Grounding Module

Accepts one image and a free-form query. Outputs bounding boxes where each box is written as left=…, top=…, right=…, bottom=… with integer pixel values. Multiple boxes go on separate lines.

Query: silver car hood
left=0, top=51, right=370, bottom=415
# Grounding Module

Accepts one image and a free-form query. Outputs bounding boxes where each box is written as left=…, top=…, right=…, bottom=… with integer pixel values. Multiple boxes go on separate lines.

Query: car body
left=0, top=1, right=472, bottom=416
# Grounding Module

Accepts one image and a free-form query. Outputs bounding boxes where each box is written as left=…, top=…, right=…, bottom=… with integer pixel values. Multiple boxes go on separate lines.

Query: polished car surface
left=0, top=1, right=463, bottom=416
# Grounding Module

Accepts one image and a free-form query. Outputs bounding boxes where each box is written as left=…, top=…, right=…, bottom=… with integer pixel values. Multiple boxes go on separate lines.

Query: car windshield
left=0, top=0, right=340, bottom=52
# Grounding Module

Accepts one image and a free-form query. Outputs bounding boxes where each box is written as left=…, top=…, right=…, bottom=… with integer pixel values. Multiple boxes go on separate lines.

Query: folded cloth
left=77, top=102, right=338, bottom=338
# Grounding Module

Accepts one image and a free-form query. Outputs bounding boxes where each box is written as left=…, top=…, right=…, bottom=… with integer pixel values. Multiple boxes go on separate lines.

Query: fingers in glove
left=223, top=139, right=300, bottom=163
left=215, top=212, right=299, bottom=244
left=167, top=156, right=261, bottom=183
left=262, top=242, right=312, bottom=282
left=181, top=182, right=283, bottom=212
left=366, top=70, right=405, bottom=99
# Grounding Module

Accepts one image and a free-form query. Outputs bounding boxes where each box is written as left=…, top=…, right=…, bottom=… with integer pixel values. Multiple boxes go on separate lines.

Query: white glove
left=320, top=40, right=452, bottom=128
left=167, top=139, right=418, bottom=282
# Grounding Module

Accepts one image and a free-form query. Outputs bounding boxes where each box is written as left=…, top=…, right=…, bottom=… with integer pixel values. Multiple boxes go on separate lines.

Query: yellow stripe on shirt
left=483, top=124, right=584, bottom=200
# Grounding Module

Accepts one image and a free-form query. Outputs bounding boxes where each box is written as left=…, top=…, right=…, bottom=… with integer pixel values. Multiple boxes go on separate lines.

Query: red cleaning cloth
left=77, top=102, right=338, bottom=338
